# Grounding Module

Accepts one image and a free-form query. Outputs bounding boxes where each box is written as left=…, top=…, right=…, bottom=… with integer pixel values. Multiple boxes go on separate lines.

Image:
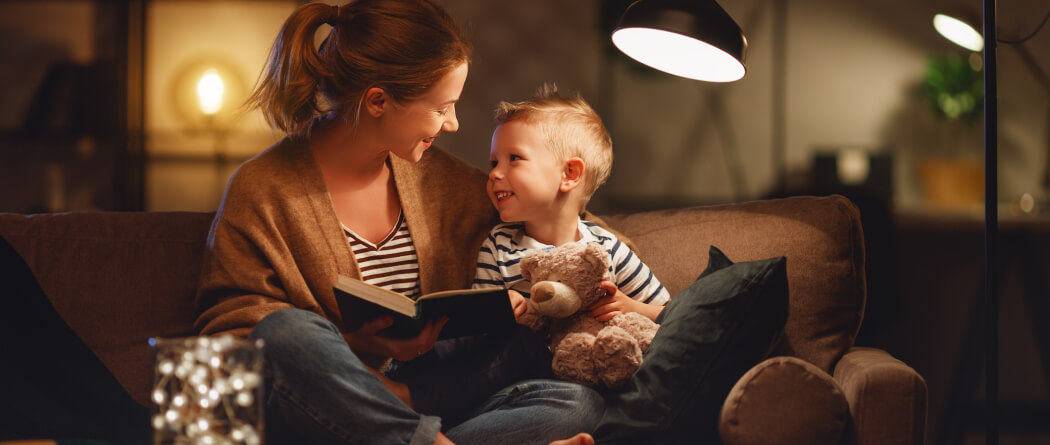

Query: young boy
left=473, top=84, right=669, bottom=323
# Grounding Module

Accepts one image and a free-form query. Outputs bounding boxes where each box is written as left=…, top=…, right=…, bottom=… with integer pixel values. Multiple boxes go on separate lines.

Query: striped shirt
left=343, top=210, right=421, bottom=299
left=473, top=218, right=670, bottom=306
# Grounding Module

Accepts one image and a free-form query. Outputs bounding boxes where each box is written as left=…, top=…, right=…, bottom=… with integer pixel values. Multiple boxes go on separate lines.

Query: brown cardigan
left=194, top=137, right=500, bottom=338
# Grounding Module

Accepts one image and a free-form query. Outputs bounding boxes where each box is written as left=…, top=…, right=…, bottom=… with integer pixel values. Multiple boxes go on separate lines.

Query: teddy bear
left=518, top=242, right=660, bottom=388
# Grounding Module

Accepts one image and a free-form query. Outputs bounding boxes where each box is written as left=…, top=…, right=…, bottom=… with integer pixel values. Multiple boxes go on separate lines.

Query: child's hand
left=508, top=289, right=528, bottom=318
left=588, top=281, right=662, bottom=321
left=587, top=281, right=636, bottom=322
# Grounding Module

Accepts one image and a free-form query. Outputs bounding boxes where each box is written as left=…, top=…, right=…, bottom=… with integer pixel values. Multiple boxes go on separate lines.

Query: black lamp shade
left=612, top=0, right=748, bottom=82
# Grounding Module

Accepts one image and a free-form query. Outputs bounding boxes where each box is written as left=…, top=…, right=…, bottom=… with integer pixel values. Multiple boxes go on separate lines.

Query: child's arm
left=589, top=281, right=663, bottom=322
left=589, top=238, right=671, bottom=322
left=473, top=234, right=527, bottom=318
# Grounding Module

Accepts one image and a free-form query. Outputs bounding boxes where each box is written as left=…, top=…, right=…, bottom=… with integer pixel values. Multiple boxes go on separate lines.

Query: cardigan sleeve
left=194, top=141, right=335, bottom=337
left=194, top=212, right=297, bottom=337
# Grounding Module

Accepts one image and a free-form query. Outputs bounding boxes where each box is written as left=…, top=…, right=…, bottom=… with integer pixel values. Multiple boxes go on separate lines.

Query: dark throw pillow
left=594, top=245, right=789, bottom=445
left=0, top=236, right=150, bottom=444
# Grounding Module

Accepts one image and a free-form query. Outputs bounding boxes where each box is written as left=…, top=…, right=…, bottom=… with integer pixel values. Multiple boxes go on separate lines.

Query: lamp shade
left=612, top=0, right=747, bottom=82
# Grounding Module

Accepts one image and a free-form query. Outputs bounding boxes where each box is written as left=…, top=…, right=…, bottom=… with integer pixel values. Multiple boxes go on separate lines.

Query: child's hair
left=247, top=0, right=472, bottom=137
left=494, top=84, right=613, bottom=204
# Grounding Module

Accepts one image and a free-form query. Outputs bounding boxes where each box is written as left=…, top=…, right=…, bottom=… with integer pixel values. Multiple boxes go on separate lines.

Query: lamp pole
left=982, top=0, right=998, bottom=443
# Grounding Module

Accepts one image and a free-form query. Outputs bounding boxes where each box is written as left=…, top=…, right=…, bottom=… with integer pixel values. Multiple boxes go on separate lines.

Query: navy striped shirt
left=473, top=219, right=669, bottom=305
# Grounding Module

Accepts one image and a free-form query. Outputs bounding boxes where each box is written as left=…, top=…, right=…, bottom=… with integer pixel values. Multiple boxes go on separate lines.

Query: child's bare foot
left=548, top=432, right=594, bottom=445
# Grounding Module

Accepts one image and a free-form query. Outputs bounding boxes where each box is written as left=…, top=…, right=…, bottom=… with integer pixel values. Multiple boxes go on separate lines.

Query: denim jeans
left=251, top=308, right=603, bottom=445
left=386, top=324, right=556, bottom=426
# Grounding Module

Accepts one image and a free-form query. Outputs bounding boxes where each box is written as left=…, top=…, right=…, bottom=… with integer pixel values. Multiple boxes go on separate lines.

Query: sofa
left=0, top=194, right=926, bottom=444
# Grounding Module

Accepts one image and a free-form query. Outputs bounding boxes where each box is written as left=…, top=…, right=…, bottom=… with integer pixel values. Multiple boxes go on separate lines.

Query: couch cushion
left=719, top=356, right=849, bottom=445
left=0, top=236, right=150, bottom=442
left=601, top=195, right=865, bottom=372
left=0, top=211, right=216, bottom=406
left=594, top=246, right=789, bottom=444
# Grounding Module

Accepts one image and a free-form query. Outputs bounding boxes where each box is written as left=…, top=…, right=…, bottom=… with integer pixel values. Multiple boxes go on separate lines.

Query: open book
left=333, top=274, right=516, bottom=340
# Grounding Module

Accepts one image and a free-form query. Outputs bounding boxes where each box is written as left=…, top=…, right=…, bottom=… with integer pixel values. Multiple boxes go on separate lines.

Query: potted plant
left=917, top=52, right=985, bottom=208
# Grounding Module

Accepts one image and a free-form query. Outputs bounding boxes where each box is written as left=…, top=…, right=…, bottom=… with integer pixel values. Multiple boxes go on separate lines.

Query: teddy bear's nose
left=532, top=282, right=555, bottom=303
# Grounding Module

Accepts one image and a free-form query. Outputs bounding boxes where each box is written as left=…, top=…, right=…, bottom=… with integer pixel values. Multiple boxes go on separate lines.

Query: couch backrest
left=0, top=211, right=215, bottom=406
left=601, top=195, right=866, bottom=373
left=0, top=194, right=865, bottom=406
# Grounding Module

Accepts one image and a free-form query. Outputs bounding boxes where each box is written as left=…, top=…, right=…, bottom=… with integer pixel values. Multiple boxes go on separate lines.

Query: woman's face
left=380, top=62, right=468, bottom=162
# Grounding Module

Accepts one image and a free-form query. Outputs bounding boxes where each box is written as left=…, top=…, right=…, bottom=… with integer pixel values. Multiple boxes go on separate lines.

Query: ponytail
left=246, top=0, right=471, bottom=138
left=246, top=2, right=335, bottom=136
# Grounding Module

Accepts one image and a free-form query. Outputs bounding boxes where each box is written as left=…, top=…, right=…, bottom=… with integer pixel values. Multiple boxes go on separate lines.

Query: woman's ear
left=560, top=157, right=585, bottom=192
left=363, top=87, right=388, bottom=117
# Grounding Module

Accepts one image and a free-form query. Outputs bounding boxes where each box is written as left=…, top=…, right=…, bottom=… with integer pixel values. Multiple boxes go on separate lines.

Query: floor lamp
left=610, top=0, right=748, bottom=205
left=934, top=2, right=1050, bottom=442
left=934, top=2, right=1000, bottom=443
left=610, top=0, right=747, bottom=84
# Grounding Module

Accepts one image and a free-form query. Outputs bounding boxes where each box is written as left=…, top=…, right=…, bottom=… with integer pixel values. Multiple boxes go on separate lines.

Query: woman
left=193, top=1, right=603, bottom=444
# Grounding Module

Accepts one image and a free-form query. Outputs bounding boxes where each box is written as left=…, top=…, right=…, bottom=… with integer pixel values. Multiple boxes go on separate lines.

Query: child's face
left=487, top=120, right=566, bottom=223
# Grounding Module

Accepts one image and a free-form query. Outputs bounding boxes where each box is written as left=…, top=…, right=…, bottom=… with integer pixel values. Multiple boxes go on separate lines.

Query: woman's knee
left=250, top=308, right=335, bottom=351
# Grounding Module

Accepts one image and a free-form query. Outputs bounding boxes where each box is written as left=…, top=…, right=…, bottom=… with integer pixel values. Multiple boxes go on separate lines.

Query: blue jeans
left=386, top=324, right=556, bottom=426
left=251, top=308, right=603, bottom=445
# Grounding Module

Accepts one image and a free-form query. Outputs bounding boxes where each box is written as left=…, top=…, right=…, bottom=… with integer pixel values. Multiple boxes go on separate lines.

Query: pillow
left=0, top=236, right=150, bottom=443
left=594, top=246, right=789, bottom=444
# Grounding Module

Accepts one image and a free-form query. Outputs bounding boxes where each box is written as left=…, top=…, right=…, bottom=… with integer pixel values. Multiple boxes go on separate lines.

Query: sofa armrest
left=719, top=356, right=849, bottom=445
left=833, top=347, right=927, bottom=445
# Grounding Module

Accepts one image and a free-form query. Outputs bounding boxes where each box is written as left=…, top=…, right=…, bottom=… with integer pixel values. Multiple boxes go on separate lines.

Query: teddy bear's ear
left=582, top=243, right=609, bottom=273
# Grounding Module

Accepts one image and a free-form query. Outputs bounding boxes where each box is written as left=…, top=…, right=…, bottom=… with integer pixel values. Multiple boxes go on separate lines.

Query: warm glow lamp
left=197, top=69, right=225, bottom=117
left=611, top=0, right=747, bottom=82
left=169, top=56, right=247, bottom=134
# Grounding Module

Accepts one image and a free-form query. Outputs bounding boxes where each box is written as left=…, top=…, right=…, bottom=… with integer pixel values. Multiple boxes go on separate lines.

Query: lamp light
left=169, top=56, right=247, bottom=134
left=934, top=13, right=984, bottom=52
left=197, top=69, right=225, bottom=117
left=611, top=0, right=747, bottom=82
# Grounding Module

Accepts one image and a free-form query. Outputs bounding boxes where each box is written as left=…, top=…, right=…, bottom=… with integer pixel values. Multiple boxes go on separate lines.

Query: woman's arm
left=195, top=215, right=297, bottom=336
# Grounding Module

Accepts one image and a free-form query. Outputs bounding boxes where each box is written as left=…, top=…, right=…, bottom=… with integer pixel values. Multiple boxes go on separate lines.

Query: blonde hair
left=246, top=0, right=471, bottom=137
left=494, top=84, right=613, bottom=203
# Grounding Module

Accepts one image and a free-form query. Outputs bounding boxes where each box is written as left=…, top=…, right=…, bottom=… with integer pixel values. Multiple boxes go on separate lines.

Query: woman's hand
left=508, top=289, right=528, bottom=319
left=588, top=281, right=662, bottom=321
left=344, top=316, right=449, bottom=362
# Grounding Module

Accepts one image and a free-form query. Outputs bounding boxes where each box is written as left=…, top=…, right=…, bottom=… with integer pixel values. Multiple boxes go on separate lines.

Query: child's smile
left=494, top=191, right=515, bottom=206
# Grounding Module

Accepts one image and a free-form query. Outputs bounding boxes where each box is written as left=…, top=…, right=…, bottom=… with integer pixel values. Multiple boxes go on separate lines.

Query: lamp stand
left=982, top=0, right=999, bottom=444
